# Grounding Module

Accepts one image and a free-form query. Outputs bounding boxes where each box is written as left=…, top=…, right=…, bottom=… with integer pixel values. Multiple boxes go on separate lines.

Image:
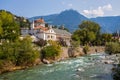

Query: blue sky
left=0, top=0, right=119, bottom=18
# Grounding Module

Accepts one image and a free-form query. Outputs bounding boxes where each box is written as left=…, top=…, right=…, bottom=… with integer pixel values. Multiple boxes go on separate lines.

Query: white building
left=21, top=18, right=71, bottom=45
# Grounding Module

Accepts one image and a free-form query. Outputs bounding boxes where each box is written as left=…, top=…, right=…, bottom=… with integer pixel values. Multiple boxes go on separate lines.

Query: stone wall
left=60, top=46, right=105, bottom=59
left=87, top=46, right=105, bottom=54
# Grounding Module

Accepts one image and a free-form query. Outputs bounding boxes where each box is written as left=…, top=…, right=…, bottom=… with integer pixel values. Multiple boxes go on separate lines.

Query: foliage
left=0, top=10, right=20, bottom=41
left=79, top=21, right=100, bottom=35
left=72, top=20, right=118, bottom=46
left=0, top=20, right=3, bottom=35
left=0, top=36, right=40, bottom=66
left=71, top=40, right=80, bottom=48
left=15, top=16, right=30, bottom=28
left=16, top=36, right=40, bottom=65
left=34, top=39, right=47, bottom=47
left=105, top=42, right=120, bottom=54
left=71, top=30, right=80, bottom=41
left=101, top=33, right=112, bottom=44
left=59, top=25, right=69, bottom=32
left=72, top=21, right=101, bottom=46
left=41, top=41, right=61, bottom=59
left=83, top=45, right=89, bottom=54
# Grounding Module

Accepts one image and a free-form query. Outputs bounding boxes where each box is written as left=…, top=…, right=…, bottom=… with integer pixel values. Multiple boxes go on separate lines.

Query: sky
left=0, top=0, right=120, bottom=18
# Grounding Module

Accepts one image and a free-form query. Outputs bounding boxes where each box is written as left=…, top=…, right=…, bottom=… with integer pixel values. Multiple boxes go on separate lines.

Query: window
left=47, top=35, right=50, bottom=38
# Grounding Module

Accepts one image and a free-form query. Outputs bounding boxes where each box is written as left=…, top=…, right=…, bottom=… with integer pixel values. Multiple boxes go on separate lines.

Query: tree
left=87, top=31, right=96, bottom=42
left=59, top=25, right=69, bottom=32
left=41, top=41, right=61, bottom=59
left=0, top=10, right=20, bottom=41
left=79, top=21, right=100, bottom=35
left=0, top=20, right=3, bottom=35
left=15, top=16, right=30, bottom=28
left=0, top=36, right=40, bottom=66
left=101, top=33, right=112, bottom=44
left=72, top=20, right=101, bottom=46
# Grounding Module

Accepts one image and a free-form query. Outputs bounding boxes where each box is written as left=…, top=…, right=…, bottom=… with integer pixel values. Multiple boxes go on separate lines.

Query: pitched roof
left=34, top=26, right=48, bottom=31
left=35, top=18, right=45, bottom=23
left=53, top=28, right=71, bottom=36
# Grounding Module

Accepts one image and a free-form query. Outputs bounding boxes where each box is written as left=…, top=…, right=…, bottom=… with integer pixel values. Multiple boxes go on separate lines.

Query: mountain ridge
left=28, top=9, right=120, bottom=33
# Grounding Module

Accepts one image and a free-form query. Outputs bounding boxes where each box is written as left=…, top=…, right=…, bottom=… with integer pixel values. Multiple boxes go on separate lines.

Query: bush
left=71, top=40, right=80, bottom=48
left=0, top=36, right=40, bottom=66
left=16, top=36, right=40, bottom=66
left=41, top=41, right=61, bottom=59
left=83, top=45, right=89, bottom=54
left=105, top=42, right=120, bottom=54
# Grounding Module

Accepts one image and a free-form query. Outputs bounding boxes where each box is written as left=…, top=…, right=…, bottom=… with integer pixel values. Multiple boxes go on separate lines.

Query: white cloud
left=83, top=4, right=112, bottom=17
left=103, top=4, right=112, bottom=10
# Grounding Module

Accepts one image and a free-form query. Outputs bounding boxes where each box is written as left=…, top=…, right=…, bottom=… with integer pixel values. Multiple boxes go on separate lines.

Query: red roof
left=35, top=18, right=45, bottom=23
left=34, top=26, right=48, bottom=31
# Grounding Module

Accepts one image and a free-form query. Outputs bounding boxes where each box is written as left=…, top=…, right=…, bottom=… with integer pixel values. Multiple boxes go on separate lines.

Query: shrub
left=41, top=41, right=61, bottom=59
left=71, top=40, right=80, bottom=48
left=16, top=36, right=40, bottom=66
left=0, top=36, right=40, bottom=66
left=105, top=42, right=120, bottom=54
left=83, top=45, right=89, bottom=54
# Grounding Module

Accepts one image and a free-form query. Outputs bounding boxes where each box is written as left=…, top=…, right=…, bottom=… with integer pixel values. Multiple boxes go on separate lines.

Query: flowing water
left=0, top=52, right=114, bottom=80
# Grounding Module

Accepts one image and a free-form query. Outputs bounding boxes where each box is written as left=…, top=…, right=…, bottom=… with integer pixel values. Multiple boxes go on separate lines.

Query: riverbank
left=0, top=58, right=42, bottom=74
left=0, top=46, right=105, bottom=74
left=0, top=52, right=114, bottom=80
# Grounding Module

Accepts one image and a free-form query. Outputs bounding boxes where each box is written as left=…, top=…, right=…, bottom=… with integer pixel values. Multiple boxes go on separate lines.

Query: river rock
left=76, top=68, right=84, bottom=72
left=42, top=59, right=50, bottom=64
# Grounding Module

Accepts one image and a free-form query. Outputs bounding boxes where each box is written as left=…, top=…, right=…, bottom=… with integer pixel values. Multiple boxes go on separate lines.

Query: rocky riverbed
left=0, top=52, right=118, bottom=80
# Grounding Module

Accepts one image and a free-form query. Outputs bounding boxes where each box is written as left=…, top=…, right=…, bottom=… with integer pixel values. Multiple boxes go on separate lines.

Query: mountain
left=29, top=9, right=88, bottom=32
left=90, top=16, right=120, bottom=33
left=28, top=9, right=120, bottom=33
left=52, top=9, right=88, bottom=31
left=29, top=14, right=58, bottom=23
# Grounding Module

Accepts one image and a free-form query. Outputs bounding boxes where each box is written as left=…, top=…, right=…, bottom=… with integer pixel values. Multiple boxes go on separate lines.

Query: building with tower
left=21, top=18, right=71, bottom=46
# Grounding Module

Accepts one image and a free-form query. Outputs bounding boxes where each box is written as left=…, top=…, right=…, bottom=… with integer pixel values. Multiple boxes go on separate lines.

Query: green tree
left=72, top=21, right=100, bottom=46
left=0, top=10, right=20, bottom=41
left=16, top=36, right=40, bottom=65
left=101, top=33, right=112, bottom=44
left=79, top=21, right=100, bottom=35
left=41, top=41, right=61, bottom=59
left=15, top=16, right=30, bottom=28
left=0, top=36, right=40, bottom=66
left=0, top=20, right=3, bottom=35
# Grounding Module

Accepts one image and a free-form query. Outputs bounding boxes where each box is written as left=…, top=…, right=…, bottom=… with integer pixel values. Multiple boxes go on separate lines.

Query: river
left=0, top=52, right=114, bottom=80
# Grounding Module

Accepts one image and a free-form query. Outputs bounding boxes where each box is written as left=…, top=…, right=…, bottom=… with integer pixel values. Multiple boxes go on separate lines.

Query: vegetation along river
left=0, top=52, right=115, bottom=80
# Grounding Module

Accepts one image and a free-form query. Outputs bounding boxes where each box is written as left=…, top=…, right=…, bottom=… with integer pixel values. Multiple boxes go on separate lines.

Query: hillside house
left=21, top=18, right=71, bottom=46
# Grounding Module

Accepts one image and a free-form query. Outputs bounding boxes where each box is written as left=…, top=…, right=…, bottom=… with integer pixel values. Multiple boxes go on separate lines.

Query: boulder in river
left=42, top=59, right=50, bottom=64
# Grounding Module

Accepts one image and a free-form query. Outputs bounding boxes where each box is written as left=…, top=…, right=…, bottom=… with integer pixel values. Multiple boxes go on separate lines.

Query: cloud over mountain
left=83, top=4, right=112, bottom=17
